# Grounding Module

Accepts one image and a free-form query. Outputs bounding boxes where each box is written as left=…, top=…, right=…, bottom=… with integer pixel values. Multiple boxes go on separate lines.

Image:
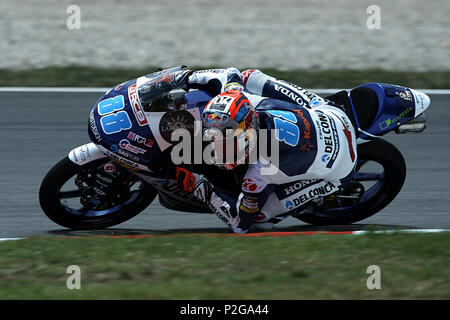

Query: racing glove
left=175, top=167, right=212, bottom=204
left=175, top=167, right=244, bottom=231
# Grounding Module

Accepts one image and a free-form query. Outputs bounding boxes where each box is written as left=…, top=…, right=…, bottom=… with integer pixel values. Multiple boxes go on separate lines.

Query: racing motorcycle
left=39, top=67, right=430, bottom=229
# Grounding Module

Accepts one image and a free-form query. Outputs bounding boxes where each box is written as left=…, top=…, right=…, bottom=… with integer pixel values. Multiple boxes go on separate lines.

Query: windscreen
left=137, top=66, right=186, bottom=110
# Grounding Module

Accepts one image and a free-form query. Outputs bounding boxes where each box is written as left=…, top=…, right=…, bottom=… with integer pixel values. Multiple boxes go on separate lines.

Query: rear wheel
left=296, top=138, right=406, bottom=225
left=39, top=157, right=157, bottom=229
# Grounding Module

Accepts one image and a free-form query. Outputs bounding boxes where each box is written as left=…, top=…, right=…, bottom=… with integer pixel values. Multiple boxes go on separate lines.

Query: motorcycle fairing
left=88, top=82, right=213, bottom=175
left=88, top=79, right=157, bottom=168
left=349, top=83, right=430, bottom=139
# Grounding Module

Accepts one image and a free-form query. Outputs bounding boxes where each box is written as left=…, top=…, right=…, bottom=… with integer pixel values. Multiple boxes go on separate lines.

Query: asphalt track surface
left=0, top=91, right=449, bottom=238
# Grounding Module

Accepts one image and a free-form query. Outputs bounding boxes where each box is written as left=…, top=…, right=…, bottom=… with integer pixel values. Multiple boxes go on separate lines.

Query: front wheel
left=296, top=138, right=406, bottom=225
left=39, top=157, right=157, bottom=229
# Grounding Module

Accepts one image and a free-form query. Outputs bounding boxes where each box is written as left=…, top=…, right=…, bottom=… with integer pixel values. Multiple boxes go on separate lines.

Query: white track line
left=311, top=89, right=450, bottom=95
left=352, top=229, right=449, bottom=235
left=0, top=229, right=448, bottom=241
left=0, top=87, right=449, bottom=94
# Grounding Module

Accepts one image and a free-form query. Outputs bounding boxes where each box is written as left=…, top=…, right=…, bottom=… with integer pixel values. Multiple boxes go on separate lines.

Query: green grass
left=0, top=232, right=448, bottom=299
left=1, top=66, right=450, bottom=88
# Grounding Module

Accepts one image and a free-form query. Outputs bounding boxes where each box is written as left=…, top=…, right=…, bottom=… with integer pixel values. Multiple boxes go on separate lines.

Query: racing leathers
left=181, top=68, right=358, bottom=233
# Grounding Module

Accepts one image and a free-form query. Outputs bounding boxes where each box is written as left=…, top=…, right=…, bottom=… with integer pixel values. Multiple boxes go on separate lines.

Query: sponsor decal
left=273, top=83, right=307, bottom=106
left=207, top=112, right=223, bottom=122
left=278, top=80, right=317, bottom=101
left=378, top=107, right=413, bottom=130
left=119, top=139, right=147, bottom=155
left=71, top=150, right=78, bottom=163
left=293, top=109, right=311, bottom=140
left=193, top=69, right=224, bottom=74
left=206, top=95, right=234, bottom=112
left=70, top=143, right=107, bottom=166
left=396, top=90, right=412, bottom=102
left=315, top=110, right=340, bottom=169
left=127, top=131, right=154, bottom=148
left=110, top=144, right=140, bottom=162
left=214, top=205, right=233, bottom=227
left=411, top=90, right=428, bottom=114
left=239, top=195, right=259, bottom=213
left=100, top=110, right=132, bottom=135
left=208, top=104, right=226, bottom=112
left=335, top=115, right=356, bottom=162
left=96, top=173, right=112, bottom=184
left=89, top=112, right=102, bottom=142
left=268, top=110, right=300, bottom=147
left=281, top=179, right=319, bottom=197
left=97, top=96, right=132, bottom=135
left=103, top=162, right=116, bottom=173
left=284, top=181, right=337, bottom=209
left=105, top=150, right=139, bottom=169
left=300, top=141, right=315, bottom=152
left=117, top=149, right=139, bottom=162
left=209, top=194, right=235, bottom=227
left=72, top=144, right=92, bottom=163
left=321, top=154, right=330, bottom=162
left=159, top=110, right=195, bottom=143
left=285, top=200, right=295, bottom=210
left=97, top=95, right=125, bottom=116
left=242, top=178, right=259, bottom=192
left=128, top=83, right=148, bottom=126
left=311, top=97, right=325, bottom=107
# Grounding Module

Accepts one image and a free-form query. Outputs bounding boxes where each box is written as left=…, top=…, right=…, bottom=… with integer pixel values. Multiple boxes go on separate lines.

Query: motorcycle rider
left=170, top=67, right=358, bottom=233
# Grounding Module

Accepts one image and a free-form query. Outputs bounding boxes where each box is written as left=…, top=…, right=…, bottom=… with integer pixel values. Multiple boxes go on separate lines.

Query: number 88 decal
left=98, top=96, right=132, bottom=134
left=267, top=110, right=300, bottom=147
